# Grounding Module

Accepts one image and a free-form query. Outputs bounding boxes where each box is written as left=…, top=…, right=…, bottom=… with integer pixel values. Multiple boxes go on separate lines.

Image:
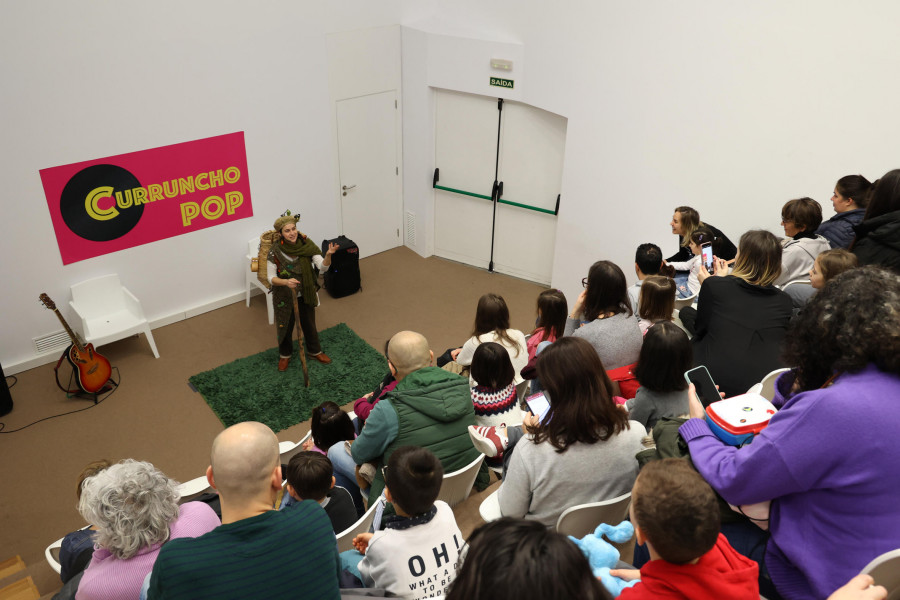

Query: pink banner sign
left=40, top=132, right=253, bottom=265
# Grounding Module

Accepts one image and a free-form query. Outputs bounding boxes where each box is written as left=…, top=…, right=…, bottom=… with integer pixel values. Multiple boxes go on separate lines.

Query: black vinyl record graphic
left=60, top=164, right=144, bottom=241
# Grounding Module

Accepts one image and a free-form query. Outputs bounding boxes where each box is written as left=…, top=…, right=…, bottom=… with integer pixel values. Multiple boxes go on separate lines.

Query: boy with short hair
left=352, top=446, right=463, bottom=599
left=283, top=451, right=358, bottom=534
left=611, top=458, right=759, bottom=599
left=630, top=243, right=664, bottom=314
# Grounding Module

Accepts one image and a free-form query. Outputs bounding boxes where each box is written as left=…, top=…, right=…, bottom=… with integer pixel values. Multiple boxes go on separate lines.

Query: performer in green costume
left=267, top=214, right=339, bottom=371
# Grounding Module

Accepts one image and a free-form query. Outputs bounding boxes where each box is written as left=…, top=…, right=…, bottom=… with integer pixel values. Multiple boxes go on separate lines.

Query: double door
left=433, top=90, right=567, bottom=285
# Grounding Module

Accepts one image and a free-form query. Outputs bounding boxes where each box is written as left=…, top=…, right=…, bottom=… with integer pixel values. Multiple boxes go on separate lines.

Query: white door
left=433, top=89, right=567, bottom=285
left=336, top=91, right=401, bottom=258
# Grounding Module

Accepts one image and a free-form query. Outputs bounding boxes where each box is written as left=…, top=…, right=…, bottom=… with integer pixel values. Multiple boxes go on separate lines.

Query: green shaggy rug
left=189, top=323, right=387, bottom=432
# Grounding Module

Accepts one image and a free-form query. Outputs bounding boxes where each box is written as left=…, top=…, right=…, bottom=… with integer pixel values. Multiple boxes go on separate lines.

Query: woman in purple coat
left=679, top=267, right=900, bottom=600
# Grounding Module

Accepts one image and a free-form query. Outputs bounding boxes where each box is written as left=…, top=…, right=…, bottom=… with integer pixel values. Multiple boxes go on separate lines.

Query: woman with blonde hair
left=76, top=459, right=220, bottom=600
left=667, top=206, right=737, bottom=263
left=689, top=230, right=792, bottom=396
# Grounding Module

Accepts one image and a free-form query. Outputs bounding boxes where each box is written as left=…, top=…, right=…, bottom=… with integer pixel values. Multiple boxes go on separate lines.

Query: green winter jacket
left=351, top=367, right=488, bottom=504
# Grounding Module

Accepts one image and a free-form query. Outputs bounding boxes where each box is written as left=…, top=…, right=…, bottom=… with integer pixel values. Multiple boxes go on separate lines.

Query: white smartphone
left=525, top=391, right=552, bottom=424
left=684, top=366, right=720, bottom=409
left=701, top=242, right=714, bottom=272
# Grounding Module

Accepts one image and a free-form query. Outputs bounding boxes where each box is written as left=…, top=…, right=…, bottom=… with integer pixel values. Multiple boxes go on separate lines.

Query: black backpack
left=321, top=236, right=361, bottom=298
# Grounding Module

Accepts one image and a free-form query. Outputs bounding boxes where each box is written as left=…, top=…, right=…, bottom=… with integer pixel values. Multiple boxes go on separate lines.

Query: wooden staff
left=291, top=289, right=310, bottom=387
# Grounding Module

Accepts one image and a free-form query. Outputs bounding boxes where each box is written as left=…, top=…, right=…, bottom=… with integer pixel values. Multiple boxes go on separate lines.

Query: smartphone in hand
left=525, top=392, right=552, bottom=424
left=701, top=242, right=714, bottom=272
left=684, top=366, right=720, bottom=409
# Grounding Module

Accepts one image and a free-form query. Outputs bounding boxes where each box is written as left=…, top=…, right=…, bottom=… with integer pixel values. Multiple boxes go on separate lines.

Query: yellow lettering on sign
left=195, top=173, right=209, bottom=190
left=132, top=187, right=149, bottom=205
left=224, top=166, right=240, bottom=184
left=177, top=177, right=195, bottom=195
left=208, top=170, right=224, bottom=187
left=201, top=196, right=225, bottom=220
left=181, top=202, right=200, bottom=226
left=147, top=184, right=165, bottom=202
left=225, top=191, right=243, bottom=214
left=115, top=190, right=132, bottom=209
left=85, top=186, right=118, bottom=221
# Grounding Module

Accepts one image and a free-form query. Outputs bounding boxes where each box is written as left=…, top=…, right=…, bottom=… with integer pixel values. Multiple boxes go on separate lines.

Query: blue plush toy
left=569, top=521, right=640, bottom=598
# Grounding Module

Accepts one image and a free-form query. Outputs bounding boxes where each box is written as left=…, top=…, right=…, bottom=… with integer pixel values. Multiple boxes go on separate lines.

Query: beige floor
left=0, top=246, right=545, bottom=596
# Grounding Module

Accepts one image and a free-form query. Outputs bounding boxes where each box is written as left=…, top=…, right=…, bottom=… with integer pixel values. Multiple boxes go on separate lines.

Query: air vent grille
left=33, top=330, right=71, bottom=354
left=405, top=211, right=416, bottom=246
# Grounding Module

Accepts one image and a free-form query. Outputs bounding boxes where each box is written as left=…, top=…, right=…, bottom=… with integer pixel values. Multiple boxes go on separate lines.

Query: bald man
left=350, top=331, right=487, bottom=505
left=147, top=422, right=341, bottom=600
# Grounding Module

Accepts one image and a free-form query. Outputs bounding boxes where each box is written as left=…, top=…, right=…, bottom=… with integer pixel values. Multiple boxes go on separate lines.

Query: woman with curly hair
left=679, top=267, right=900, bottom=600
left=76, top=459, right=220, bottom=600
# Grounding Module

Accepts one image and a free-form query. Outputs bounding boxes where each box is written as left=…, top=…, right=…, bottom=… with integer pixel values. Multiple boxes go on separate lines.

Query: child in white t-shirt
left=666, top=227, right=717, bottom=298
left=353, top=446, right=463, bottom=599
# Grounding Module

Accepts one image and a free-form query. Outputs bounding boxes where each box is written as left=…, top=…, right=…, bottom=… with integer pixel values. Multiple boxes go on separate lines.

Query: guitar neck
left=53, top=308, right=83, bottom=352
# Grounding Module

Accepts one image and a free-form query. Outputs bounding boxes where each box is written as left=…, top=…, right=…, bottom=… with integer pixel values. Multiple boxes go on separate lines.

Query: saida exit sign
left=489, top=77, right=514, bottom=89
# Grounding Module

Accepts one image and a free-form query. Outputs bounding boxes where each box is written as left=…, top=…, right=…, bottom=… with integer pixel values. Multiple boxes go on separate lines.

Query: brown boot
left=278, top=356, right=291, bottom=371
left=309, top=352, right=331, bottom=364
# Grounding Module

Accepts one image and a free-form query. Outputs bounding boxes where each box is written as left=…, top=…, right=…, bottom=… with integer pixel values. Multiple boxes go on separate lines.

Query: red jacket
left=618, top=534, right=759, bottom=600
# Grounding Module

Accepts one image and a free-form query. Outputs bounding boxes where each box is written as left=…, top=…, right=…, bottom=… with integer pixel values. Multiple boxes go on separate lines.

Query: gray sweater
left=497, top=421, right=646, bottom=527
left=625, top=386, right=690, bottom=430
left=564, top=312, right=643, bottom=369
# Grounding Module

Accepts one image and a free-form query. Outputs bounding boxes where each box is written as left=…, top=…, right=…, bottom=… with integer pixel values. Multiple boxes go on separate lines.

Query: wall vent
left=33, top=330, right=71, bottom=354
left=405, top=211, right=416, bottom=246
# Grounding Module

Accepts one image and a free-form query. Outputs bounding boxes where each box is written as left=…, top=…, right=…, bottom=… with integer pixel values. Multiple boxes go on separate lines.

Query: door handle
left=342, top=184, right=356, bottom=196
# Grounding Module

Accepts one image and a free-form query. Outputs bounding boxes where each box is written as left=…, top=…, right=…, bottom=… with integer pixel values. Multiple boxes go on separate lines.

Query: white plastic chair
left=746, top=368, right=791, bottom=401
left=861, top=548, right=900, bottom=600
left=779, top=279, right=811, bottom=291
left=674, top=293, right=698, bottom=310
left=177, top=474, right=213, bottom=503
left=437, top=453, right=485, bottom=508
left=478, top=488, right=502, bottom=522
left=279, top=431, right=312, bottom=465
left=556, top=493, right=634, bottom=563
left=335, top=496, right=382, bottom=553
left=555, top=493, right=632, bottom=537
left=246, top=238, right=274, bottom=325
left=45, top=537, right=64, bottom=574
left=69, top=274, right=159, bottom=358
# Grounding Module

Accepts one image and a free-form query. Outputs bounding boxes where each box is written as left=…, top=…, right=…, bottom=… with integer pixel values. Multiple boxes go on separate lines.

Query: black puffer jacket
left=852, top=209, right=900, bottom=273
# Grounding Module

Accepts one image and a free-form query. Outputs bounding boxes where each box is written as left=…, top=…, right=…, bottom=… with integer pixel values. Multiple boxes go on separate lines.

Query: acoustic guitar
left=39, top=293, right=112, bottom=394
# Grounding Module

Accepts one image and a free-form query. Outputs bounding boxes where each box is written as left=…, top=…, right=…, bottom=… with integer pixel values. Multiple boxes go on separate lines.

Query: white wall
left=0, top=2, right=429, bottom=371
left=403, top=1, right=900, bottom=307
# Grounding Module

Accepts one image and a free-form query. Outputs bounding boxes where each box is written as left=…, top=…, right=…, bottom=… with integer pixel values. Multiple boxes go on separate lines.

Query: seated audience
left=852, top=168, right=900, bottom=272
left=353, top=446, right=462, bottom=599
left=147, top=422, right=341, bottom=599
left=628, top=243, right=664, bottom=312
left=281, top=451, right=357, bottom=534
left=776, top=197, right=831, bottom=286
left=666, top=227, right=717, bottom=298
left=351, top=331, right=486, bottom=505
left=610, top=459, right=759, bottom=599
left=526, top=289, right=567, bottom=364
left=447, top=517, right=612, bottom=600
left=450, top=293, right=528, bottom=385
left=784, top=248, right=858, bottom=309
left=636, top=275, right=677, bottom=334
left=77, top=459, right=220, bottom=600
left=469, top=341, right=522, bottom=428
left=667, top=206, right=737, bottom=263
left=686, top=230, right=792, bottom=397
left=626, top=322, right=691, bottom=430
left=817, top=174, right=872, bottom=248
left=679, top=267, right=900, bottom=600
left=58, top=460, right=111, bottom=585
left=565, top=260, right=643, bottom=370
left=827, top=575, right=887, bottom=600
left=492, top=337, right=645, bottom=527
left=303, top=401, right=355, bottom=455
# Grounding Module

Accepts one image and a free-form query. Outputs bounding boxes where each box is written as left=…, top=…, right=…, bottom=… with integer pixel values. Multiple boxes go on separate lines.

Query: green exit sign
left=490, top=77, right=514, bottom=89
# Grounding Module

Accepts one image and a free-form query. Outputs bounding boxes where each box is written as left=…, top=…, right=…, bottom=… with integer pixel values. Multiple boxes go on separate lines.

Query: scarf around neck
left=276, top=235, right=321, bottom=306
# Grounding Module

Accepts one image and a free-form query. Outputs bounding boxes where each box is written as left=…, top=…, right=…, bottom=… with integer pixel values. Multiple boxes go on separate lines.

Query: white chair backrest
left=248, top=238, right=259, bottom=257
left=478, top=488, right=502, bottom=523
left=437, top=453, right=485, bottom=508
left=862, top=548, right=900, bottom=600
left=177, top=474, right=213, bottom=503
left=70, top=274, right=127, bottom=319
left=279, top=431, right=312, bottom=465
left=335, top=497, right=381, bottom=553
left=556, top=492, right=632, bottom=538
left=779, top=279, right=811, bottom=291
left=45, top=537, right=64, bottom=574
left=754, top=368, right=791, bottom=402
left=674, top=294, right=697, bottom=310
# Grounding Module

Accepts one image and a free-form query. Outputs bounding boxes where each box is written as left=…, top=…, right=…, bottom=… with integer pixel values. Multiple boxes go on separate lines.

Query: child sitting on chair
left=610, top=459, right=759, bottom=599
left=352, top=446, right=463, bottom=599
left=281, top=452, right=358, bottom=535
